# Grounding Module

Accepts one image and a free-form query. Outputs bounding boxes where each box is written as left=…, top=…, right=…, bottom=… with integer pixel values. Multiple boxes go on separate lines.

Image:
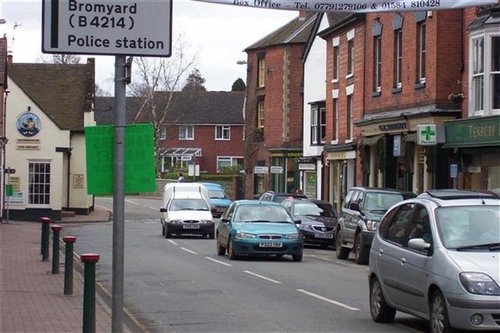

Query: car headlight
left=459, top=272, right=500, bottom=296
left=297, top=224, right=312, bottom=230
left=170, top=219, right=182, bottom=224
left=200, top=220, right=212, bottom=224
left=235, top=232, right=257, bottom=239
left=285, top=233, right=299, bottom=240
left=366, top=220, right=379, bottom=231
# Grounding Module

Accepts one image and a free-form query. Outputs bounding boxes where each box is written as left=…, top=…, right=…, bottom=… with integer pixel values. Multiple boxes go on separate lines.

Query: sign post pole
left=112, top=55, right=126, bottom=333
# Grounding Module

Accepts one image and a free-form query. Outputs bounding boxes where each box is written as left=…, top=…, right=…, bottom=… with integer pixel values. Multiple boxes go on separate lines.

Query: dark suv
left=336, top=187, right=415, bottom=265
left=258, top=191, right=307, bottom=203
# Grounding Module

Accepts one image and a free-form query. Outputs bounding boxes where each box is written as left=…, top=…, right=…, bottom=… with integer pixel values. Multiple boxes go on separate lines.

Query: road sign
left=417, top=124, right=437, bottom=145
left=270, top=166, right=284, bottom=174
left=42, top=0, right=172, bottom=57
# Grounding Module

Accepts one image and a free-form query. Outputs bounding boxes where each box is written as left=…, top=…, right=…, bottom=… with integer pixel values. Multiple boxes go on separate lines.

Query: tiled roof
left=245, top=13, right=317, bottom=51
left=8, top=60, right=95, bottom=131
left=95, top=90, right=245, bottom=126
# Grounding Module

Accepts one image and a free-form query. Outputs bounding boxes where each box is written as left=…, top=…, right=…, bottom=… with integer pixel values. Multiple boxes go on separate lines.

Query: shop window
left=28, top=161, right=51, bottom=205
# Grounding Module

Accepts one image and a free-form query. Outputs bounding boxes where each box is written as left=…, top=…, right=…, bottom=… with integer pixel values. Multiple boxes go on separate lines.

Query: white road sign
left=42, top=0, right=172, bottom=57
left=193, top=0, right=497, bottom=13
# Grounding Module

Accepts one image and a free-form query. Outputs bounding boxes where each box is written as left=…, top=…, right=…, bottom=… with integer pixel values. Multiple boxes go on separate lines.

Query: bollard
left=63, top=236, right=77, bottom=295
left=51, top=225, right=62, bottom=274
left=40, top=217, right=51, bottom=261
left=81, top=253, right=100, bottom=333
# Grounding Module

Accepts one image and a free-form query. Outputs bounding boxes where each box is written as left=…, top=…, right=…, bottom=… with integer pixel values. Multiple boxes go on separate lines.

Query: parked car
left=336, top=187, right=416, bottom=264
left=216, top=200, right=304, bottom=261
left=369, top=189, right=500, bottom=333
left=259, top=190, right=307, bottom=203
left=201, top=182, right=233, bottom=218
left=282, top=198, right=337, bottom=248
left=160, top=183, right=215, bottom=239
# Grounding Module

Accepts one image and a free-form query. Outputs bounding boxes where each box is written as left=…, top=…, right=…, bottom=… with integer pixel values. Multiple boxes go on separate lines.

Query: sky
left=0, top=0, right=298, bottom=94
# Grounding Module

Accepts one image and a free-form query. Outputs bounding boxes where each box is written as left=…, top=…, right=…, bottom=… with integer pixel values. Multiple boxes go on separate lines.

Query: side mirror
left=294, top=219, right=302, bottom=224
left=160, top=208, right=167, bottom=213
left=221, top=218, right=230, bottom=223
left=349, top=202, right=360, bottom=211
left=408, top=238, right=432, bottom=255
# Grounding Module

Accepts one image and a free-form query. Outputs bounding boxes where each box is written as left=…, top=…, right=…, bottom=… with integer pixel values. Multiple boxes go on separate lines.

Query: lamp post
left=1, top=89, right=9, bottom=222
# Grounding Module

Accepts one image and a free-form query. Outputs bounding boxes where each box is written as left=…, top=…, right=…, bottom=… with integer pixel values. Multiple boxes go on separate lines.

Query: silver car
left=368, top=190, right=500, bottom=333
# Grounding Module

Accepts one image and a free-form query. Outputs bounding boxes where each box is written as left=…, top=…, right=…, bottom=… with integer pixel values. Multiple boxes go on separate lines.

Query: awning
left=404, top=133, right=417, bottom=143
left=159, top=148, right=202, bottom=158
left=361, top=135, right=383, bottom=146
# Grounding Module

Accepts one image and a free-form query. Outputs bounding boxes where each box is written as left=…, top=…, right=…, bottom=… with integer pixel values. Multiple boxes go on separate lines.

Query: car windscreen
left=208, top=189, right=226, bottom=199
left=169, top=198, right=209, bottom=211
left=234, top=205, right=294, bottom=223
left=294, top=202, right=336, bottom=218
left=436, top=205, right=500, bottom=248
left=363, top=192, right=404, bottom=212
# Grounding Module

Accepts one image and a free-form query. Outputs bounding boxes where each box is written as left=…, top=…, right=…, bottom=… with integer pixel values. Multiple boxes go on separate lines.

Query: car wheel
left=227, top=240, right=238, bottom=260
left=292, top=253, right=303, bottom=262
left=216, top=239, right=226, bottom=256
left=207, top=231, right=215, bottom=239
left=354, top=233, right=369, bottom=265
left=430, top=290, right=453, bottom=333
left=336, top=230, right=350, bottom=259
left=165, top=228, right=171, bottom=238
left=161, top=224, right=165, bottom=236
left=370, top=277, right=396, bottom=323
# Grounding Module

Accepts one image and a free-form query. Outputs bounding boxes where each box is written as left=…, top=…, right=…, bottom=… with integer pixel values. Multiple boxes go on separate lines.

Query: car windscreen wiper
left=455, top=242, right=500, bottom=251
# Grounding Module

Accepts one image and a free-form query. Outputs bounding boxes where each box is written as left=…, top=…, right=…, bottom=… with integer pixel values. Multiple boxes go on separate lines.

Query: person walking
left=178, top=172, right=185, bottom=182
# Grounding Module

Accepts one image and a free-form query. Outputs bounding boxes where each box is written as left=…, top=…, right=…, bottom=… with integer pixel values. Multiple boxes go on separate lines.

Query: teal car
left=201, top=182, right=233, bottom=218
left=216, top=200, right=303, bottom=261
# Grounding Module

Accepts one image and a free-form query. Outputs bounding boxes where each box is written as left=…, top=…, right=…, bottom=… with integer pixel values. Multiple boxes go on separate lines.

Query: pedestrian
left=178, top=172, right=185, bottom=182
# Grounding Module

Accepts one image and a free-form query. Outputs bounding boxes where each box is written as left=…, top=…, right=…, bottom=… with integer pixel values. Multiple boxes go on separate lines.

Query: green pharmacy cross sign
left=417, top=124, right=437, bottom=145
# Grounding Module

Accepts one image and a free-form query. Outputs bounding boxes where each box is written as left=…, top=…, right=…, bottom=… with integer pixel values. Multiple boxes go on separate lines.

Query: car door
left=375, top=203, right=415, bottom=307
left=218, top=204, right=235, bottom=246
left=395, top=204, right=433, bottom=315
left=344, top=190, right=361, bottom=243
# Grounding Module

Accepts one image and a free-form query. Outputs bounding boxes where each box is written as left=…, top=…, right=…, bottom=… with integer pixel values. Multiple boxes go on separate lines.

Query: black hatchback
left=282, top=198, right=338, bottom=249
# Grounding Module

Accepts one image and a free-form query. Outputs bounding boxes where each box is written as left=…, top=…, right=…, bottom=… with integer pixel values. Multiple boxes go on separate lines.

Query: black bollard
left=63, top=236, right=77, bottom=295
left=41, top=217, right=51, bottom=261
left=81, top=253, right=100, bottom=333
left=51, top=225, right=62, bottom=274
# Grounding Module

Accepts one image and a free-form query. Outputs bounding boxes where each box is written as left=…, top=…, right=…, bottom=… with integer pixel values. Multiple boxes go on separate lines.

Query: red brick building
left=95, top=90, right=245, bottom=175
left=243, top=12, right=317, bottom=198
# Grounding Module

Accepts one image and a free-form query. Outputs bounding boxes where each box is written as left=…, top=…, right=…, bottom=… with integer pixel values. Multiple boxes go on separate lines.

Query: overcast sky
left=1, top=0, right=298, bottom=94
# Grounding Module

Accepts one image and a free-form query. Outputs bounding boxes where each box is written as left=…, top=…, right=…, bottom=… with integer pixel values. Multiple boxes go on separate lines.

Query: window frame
left=28, top=160, right=51, bottom=207
left=257, top=57, right=266, bottom=88
left=215, top=125, right=230, bottom=140
left=332, top=37, right=340, bottom=82
left=257, top=100, right=265, bottom=129
left=416, top=20, right=427, bottom=85
left=394, top=29, right=403, bottom=91
left=179, top=125, right=194, bottom=140
left=373, top=35, right=382, bottom=94
left=310, top=104, right=326, bottom=145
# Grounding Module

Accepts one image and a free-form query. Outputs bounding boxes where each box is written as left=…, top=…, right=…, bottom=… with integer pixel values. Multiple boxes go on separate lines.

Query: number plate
left=183, top=224, right=200, bottom=229
left=259, top=242, right=283, bottom=248
left=314, top=233, right=334, bottom=239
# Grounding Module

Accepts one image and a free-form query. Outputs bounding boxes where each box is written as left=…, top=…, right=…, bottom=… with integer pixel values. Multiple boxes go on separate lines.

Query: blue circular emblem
left=17, top=112, right=41, bottom=137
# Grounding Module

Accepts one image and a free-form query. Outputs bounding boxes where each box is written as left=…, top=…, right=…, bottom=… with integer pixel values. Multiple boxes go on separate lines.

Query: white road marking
left=167, top=240, right=178, bottom=245
left=148, top=206, right=160, bottom=211
left=181, top=247, right=198, bottom=255
left=205, top=257, right=232, bottom=267
left=125, top=199, right=140, bottom=205
left=243, top=270, right=282, bottom=284
left=296, top=289, right=360, bottom=311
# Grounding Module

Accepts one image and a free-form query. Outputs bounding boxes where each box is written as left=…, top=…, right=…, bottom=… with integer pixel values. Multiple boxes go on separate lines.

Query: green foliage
left=231, top=78, right=246, bottom=91
left=218, top=165, right=243, bottom=174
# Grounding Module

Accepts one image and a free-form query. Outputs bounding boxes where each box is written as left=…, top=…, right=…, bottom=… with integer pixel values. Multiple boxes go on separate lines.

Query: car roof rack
left=423, top=189, right=498, bottom=200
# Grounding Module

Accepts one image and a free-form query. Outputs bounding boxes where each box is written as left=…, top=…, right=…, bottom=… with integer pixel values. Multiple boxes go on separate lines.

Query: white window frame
left=346, top=85, right=354, bottom=142
left=179, top=125, right=194, bottom=140
left=346, top=29, right=355, bottom=78
left=331, top=89, right=339, bottom=144
left=28, top=160, right=51, bottom=207
left=217, top=156, right=243, bottom=172
left=258, top=57, right=266, bottom=88
left=215, top=125, right=230, bottom=140
left=332, top=37, right=340, bottom=83
left=394, top=29, right=403, bottom=89
left=469, top=29, right=500, bottom=116
left=417, top=21, right=426, bottom=84
left=374, top=35, right=382, bottom=93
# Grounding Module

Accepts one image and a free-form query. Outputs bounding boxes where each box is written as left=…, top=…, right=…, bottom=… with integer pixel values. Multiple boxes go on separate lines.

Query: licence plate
left=183, top=224, right=200, bottom=229
left=259, top=242, right=283, bottom=248
left=314, top=233, right=334, bottom=239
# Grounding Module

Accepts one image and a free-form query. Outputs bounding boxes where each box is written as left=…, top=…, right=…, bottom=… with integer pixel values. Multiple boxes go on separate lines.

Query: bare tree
left=39, top=54, right=82, bottom=64
left=127, top=33, right=198, bottom=171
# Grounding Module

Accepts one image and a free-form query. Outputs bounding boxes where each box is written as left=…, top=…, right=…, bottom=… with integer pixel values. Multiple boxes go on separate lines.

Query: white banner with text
left=192, top=0, right=497, bottom=13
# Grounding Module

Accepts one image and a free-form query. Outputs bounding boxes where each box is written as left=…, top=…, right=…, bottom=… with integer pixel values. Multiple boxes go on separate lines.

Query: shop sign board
left=270, top=166, right=284, bottom=174
left=254, top=166, right=269, bottom=174
left=417, top=124, right=437, bottom=145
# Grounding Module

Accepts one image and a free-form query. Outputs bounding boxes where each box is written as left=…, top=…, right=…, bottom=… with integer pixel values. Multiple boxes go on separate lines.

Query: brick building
left=243, top=12, right=317, bottom=198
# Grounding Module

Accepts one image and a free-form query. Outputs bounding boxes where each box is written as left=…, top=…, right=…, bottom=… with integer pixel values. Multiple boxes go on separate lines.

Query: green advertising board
left=85, top=123, right=156, bottom=195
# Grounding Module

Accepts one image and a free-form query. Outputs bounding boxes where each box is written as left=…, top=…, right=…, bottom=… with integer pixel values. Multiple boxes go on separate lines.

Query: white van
left=160, top=183, right=215, bottom=239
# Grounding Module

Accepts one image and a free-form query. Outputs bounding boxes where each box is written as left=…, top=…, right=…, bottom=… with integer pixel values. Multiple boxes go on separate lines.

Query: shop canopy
left=193, top=0, right=497, bottom=13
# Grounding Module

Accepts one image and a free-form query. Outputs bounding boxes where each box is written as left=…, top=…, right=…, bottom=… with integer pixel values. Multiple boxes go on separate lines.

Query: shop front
left=444, top=115, right=500, bottom=193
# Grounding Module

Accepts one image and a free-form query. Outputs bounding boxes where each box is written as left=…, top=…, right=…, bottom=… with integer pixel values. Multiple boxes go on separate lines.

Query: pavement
left=0, top=205, right=140, bottom=333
